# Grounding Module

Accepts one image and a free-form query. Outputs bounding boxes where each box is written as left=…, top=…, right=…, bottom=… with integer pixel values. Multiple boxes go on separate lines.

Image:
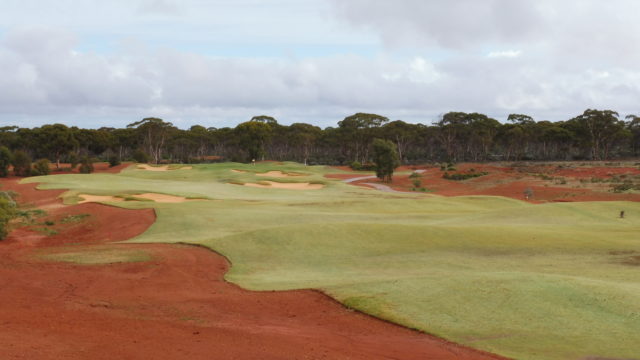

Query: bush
left=31, top=159, right=51, bottom=176
left=612, top=181, right=640, bottom=193
left=409, top=171, right=422, bottom=179
left=443, top=171, right=488, bottom=181
left=0, top=191, right=17, bottom=240
left=67, top=153, right=80, bottom=170
left=79, top=156, right=94, bottom=174
left=350, top=161, right=362, bottom=170
left=108, top=155, right=121, bottom=167
left=133, top=149, right=150, bottom=163
left=0, top=146, right=12, bottom=177
left=12, top=151, right=31, bottom=177
left=412, top=179, right=422, bottom=189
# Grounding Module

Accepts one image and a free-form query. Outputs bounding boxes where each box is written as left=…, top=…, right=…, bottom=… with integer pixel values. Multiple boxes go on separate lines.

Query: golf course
left=15, top=161, right=640, bottom=360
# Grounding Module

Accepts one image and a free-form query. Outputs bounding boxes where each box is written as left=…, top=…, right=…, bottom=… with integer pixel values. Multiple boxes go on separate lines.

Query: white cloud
left=1, top=1, right=640, bottom=128
left=487, top=50, right=522, bottom=58
left=136, top=0, right=184, bottom=16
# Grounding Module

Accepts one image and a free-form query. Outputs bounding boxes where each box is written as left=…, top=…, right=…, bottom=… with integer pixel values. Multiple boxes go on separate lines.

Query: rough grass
left=40, top=248, right=152, bottom=265
left=23, top=162, right=640, bottom=360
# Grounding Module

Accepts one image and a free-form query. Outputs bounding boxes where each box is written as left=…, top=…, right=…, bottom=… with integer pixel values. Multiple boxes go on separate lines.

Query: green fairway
left=24, top=162, right=640, bottom=360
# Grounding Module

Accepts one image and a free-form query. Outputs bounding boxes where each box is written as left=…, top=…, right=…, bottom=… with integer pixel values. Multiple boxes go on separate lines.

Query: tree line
left=0, top=109, right=639, bottom=175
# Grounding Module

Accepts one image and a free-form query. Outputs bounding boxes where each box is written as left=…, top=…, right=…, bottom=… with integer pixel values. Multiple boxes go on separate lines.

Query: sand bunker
left=135, top=193, right=195, bottom=203
left=231, top=169, right=247, bottom=173
left=243, top=181, right=323, bottom=190
left=78, top=193, right=198, bottom=204
left=78, top=195, right=124, bottom=204
left=136, top=164, right=192, bottom=171
left=256, top=170, right=304, bottom=178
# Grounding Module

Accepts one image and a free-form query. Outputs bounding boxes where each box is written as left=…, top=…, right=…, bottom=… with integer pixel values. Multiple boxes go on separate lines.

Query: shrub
left=133, top=149, right=150, bottom=163
left=67, top=153, right=80, bottom=170
left=412, top=179, right=422, bottom=189
left=524, top=187, right=534, bottom=199
left=409, top=172, right=422, bottom=179
left=79, top=156, right=94, bottom=174
left=443, top=171, right=488, bottom=181
left=0, top=146, right=12, bottom=177
left=0, top=191, right=17, bottom=240
left=350, top=161, right=362, bottom=170
left=108, top=155, right=121, bottom=167
left=31, top=159, right=51, bottom=176
left=612, top=181, right=639, bottom=193
left=12, top=151, right=31, bottom=177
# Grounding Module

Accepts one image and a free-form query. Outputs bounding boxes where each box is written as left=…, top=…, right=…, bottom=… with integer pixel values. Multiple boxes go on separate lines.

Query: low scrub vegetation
left=442, top=171, right=488, bottom=181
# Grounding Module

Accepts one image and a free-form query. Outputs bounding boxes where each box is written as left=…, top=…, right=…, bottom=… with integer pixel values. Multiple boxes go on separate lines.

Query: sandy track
left=0, top=178, right=505, bottom=360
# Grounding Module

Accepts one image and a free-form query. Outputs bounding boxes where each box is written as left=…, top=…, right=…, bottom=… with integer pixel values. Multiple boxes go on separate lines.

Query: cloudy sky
left=1, top=0, right=639, bottom=129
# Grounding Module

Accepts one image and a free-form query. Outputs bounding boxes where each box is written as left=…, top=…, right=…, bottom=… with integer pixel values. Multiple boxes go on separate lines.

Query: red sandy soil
left=330, top=163, right=640, bottom=203
left=0, top=178, right=505, bottom=359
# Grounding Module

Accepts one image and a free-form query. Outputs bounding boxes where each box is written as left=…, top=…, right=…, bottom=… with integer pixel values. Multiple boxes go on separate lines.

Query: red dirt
left=332, top=163, right=640, bottom=203
left=0, top=179, right=505, bottom=359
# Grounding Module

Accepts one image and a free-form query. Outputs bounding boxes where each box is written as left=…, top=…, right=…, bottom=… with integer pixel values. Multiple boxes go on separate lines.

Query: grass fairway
left=24, top=162, right=640, bottom=360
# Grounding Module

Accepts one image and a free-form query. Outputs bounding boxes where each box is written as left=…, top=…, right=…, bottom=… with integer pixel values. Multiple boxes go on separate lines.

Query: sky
left=1, top=0, right=639, bottom=129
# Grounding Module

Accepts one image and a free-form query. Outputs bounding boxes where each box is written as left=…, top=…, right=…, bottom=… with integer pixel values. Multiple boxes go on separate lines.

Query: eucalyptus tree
left=288, top=123, right=322, bottom=165
left=127, top=117, right=175, bottom=164
left=572, top=109, right=629, bottom=160
left=234, top=116, right=276, bottom=161
left=383, top=120, right=418, bottom=164
left=36, top=124, right=78, bottom=168
left=372, top=138, right=400, bottom=183
left=338, top=112, right=389, bottom=163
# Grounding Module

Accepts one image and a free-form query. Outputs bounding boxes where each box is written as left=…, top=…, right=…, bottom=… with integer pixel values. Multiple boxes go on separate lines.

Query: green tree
left=79, top=156, right=94, bottom=174
left=127, top=118, right=175, bottom=164
left=626, top=115, right=640, bottom=156
left=573, top=109, right=629, bottom=160
left=234, top=119, right=274, bottom=161
left=288, top=123, right=321, bottom=165
left=31, top=159, right=51, bottom=176
left=0, top=146, right=12, bottom=177
left=0, top=191, right=17, bottom=239
left=383, top=120, right=418, bottom=164
left=37, top=124, right=78, bottom=168
left=338, top=113, right=389, bottom=163
left=372, top=138, right=400, bottom=183
left=12, top=151, right=31, bottom=177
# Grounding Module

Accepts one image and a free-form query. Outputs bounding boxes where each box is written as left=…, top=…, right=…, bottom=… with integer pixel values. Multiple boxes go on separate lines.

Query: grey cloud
left=329, top=0, right=545, bottom=49
left=1, top=19, right=640, bottom=129
left=136, top=0, right=184, bottom=16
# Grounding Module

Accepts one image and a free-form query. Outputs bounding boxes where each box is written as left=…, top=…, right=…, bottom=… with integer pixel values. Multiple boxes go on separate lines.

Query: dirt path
left=0, top=178, right=506, bottom=360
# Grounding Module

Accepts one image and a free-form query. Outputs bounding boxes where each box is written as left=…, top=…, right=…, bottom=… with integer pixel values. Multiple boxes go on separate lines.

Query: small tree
left=372, top=138, right=400, bottom=183
left=132, top=149, right=150, bottom=163
left=108, top=155, right=121, bottom=167
left=68, top=152, right=80, bottom=170
left=12, top=151, right=31, bottom=177
left=31, top=159, right=51, bottom=176
left=0, top=146, right=12, bottom=177
left=524, top=187, right=534, bottom=200
left=0, top=191, right=17, bottom=239
left=79, top=156, right=94, bottom=174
